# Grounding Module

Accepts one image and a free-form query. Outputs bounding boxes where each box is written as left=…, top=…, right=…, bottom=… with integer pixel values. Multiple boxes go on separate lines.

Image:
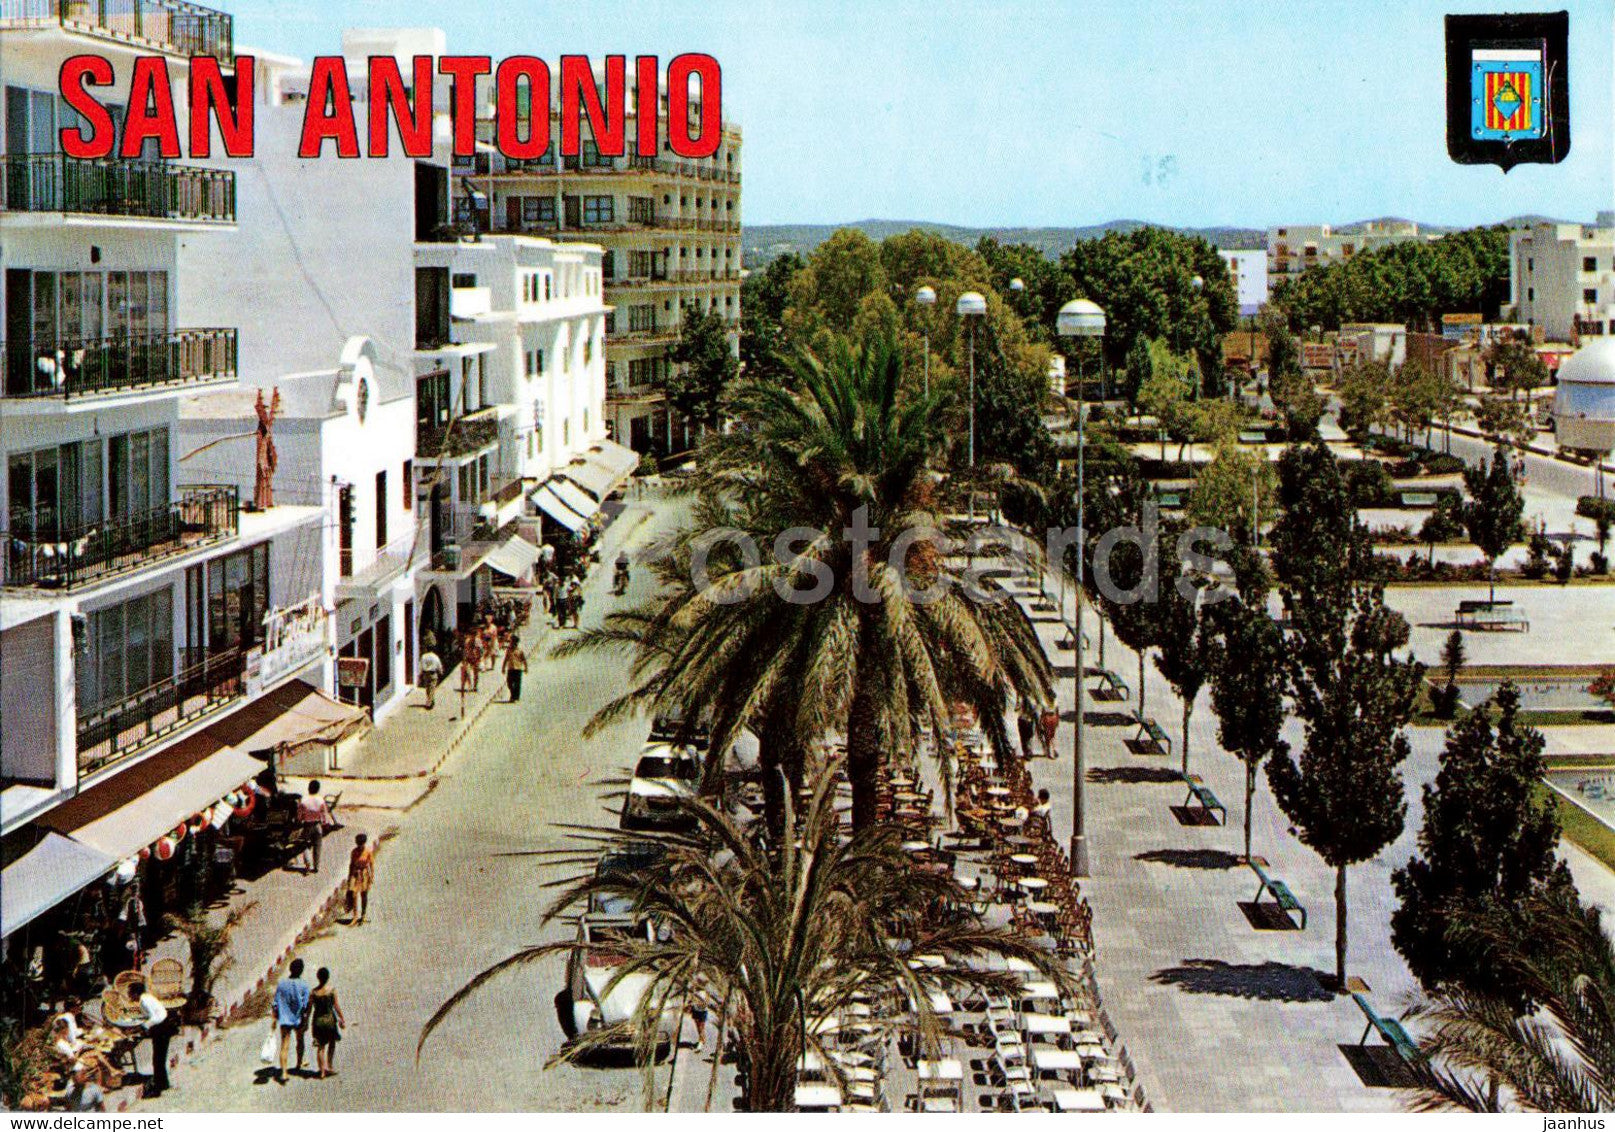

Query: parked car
left=557, top=912, right=677, bottom=1060
left=620, top=743, right=701, bottom=832
left=649, top=707, right=711, bottom=749
left=589, top=840, right=666, bottom=916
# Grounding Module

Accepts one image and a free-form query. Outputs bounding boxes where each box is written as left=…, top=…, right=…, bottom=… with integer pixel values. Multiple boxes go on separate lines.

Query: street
left=141, top=494, right=725, bottom=1112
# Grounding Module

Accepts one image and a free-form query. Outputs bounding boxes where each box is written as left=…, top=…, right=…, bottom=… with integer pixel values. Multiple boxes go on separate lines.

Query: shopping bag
left=259, top=1024, right=277, bottom=1064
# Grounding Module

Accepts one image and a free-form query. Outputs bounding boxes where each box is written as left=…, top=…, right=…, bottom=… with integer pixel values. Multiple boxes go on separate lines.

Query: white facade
left=1508, top=214, right=1615, bottom=343
left=0, top=6, right=341, bottom=938
left=1218, top=249, right=1268, bottom=315
left=1266, top=220, right=1436, bottom=278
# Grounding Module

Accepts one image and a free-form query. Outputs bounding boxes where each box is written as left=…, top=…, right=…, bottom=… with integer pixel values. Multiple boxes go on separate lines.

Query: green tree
left=790, top=228, right=889, bottom=330
left=1485, top=336, right=1549, bottom=401
left=665, top=305, right=741, bottom=429
left=1120, top=334, right=1153, bottom=410
left=740, top=252, right=804, bottom=386
left=1268, top=440, right=1423, bottom=987
left=1335, top=358, right=1395, bottom=438
left=1151, top=527, right=1211, bottom=777
left=1419, top=492, right=1466, bottom=565
left=1186, top=443, right=1277, bottom=546
left=1391, top=683, right=1570, bottom=1011
left=1205, top=596, right=1290, bottom=860
left=1462, top=442, right=1526, bottom=605
left=1474, top=395, right=1534, bottom=445
left=420, top=762, right=1072, bottom=1110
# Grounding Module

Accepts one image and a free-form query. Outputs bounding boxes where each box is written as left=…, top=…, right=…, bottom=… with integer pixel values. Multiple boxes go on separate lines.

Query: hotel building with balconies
left=1, top=4, right=364, bottom=948
left=452, top=79, right=741, bottom=460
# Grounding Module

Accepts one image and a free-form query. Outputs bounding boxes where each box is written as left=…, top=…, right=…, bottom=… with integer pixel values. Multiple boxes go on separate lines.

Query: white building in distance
left=1508, top=213, right=1615, bottom=344
left=1218, top=250, right=1268, bottom=315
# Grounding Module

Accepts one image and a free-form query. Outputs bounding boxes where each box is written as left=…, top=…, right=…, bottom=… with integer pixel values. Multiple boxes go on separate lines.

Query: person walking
left=418, top=648, right=442, bottom=710
left=461, top=630, right=482, bottom=692
left=128, top=978, right=173, bottom=1097
left=295, top=782, right=333, bottom=875
left=1016, top=703, right=1036, bottom=759
left=308, top=968, right=346, bottom=1079
left=272, top=959, right=312, bottom=1083
left=346, top=832, right=375, bottom=925
left=503, top=641, right=529, bottom=703
left=566, top=578, right=583, bottom=628
left=480, top=616, right=499, bottom=673
left=1038, top=705, right=1059, bottom=760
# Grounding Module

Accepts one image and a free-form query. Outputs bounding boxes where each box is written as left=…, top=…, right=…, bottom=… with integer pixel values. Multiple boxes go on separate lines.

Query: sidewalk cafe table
left=1048, top=1086, right=1107, bottom=1112
left=918, top=1058, right=964, bottom=1082
left=1017, top=876, right=1050, bottom=897
left=795, top=1084, right=843, bottom=1112
left=1026, top=900, right=1062, bottom=930
left=1024, top=1013, right=1073, bottom=1039
left=1021, top=980, right=1061, bottom=1001
left=1032, top=1047, right=1085, bottom=1078
left=1009, top=852, right=1040, bottom=869
left=902, top=840, right=932, bottom=854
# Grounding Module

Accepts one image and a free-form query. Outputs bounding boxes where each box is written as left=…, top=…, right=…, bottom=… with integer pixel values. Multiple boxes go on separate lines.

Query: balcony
left=76, top=645, right=245, bottom=776
left=613, top=325, right=677, bottom=345
left=2, top=153, right=235, bottom=223
left=417, top=406, right=500, bottom=460
left=2, top=483, right=239, bottom=590
left=3, top=328, right=237, bottom=399
left=0, top=0, right=233, bottom=60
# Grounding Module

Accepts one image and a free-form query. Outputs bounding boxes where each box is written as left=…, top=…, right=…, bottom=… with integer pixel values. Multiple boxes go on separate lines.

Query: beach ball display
left=153, top=836, right=178, bottom=861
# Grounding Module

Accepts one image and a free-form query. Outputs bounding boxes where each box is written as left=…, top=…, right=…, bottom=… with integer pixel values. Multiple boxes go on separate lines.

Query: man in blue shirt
left=272, top=958, right=312, bottom=1083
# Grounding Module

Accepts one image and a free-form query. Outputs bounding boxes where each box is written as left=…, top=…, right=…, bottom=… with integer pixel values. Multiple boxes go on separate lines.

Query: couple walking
left=271, top=959, right=347, bottom=1081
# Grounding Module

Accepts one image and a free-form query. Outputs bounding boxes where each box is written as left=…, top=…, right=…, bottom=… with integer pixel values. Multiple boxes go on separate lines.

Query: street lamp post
left=957, top=292, right=986, bottom=469
left=915, top=285, right=936, bottom=398
left=1057, top=298, right=1105, bottom=878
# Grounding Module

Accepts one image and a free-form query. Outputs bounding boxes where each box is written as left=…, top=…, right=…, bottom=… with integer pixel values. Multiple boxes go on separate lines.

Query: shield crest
left=1471, top=50, right=1545, bottom=141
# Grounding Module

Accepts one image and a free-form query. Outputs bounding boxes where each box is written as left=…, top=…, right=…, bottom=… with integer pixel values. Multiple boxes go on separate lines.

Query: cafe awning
left=206, top=679, right=369, bottom=760
left=531, top=485, right=588, bottom=532
left=38, top=733, right=262, bottom=861
left=485, top=534, right=540, bottom=580
left=548, top=477, right=600, bottom=519
left=586, top=438, right=640, bottom=480
left=558, top=458, right=617, bottom=503
left=1, top=830, right=117, bottom=939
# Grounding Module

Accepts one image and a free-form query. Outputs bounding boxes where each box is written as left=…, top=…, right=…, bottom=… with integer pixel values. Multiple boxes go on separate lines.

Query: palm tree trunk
left=1335, top=864, right=1349, bottom=988
left=847, top=623, right=884, bottom=832
left=1243, top=761, right=1256, bottom=862
left=1180, top=701, right=1192, bottom=777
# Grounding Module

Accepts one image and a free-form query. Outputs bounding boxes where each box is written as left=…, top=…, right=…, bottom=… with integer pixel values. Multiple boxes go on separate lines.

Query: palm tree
left=417, top=761, right=1073, bottom=1111
left=563, top=330, right=1053, bottom=831
left=1408, top=888, right=1615, bottom=1112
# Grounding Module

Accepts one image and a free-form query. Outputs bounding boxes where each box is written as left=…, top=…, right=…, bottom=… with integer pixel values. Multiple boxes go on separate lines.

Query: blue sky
left=227, top=0, right=1614, bottom=229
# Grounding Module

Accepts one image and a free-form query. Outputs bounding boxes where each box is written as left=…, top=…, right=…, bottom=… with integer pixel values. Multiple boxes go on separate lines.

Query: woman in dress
left=309, top=968, right=345, bottom=1079
left=346, top=833, right=375, bottom=925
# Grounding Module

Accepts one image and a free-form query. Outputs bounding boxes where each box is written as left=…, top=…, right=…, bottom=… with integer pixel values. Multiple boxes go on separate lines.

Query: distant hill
left=742, top=219, right=1266, bottom=265
left=741, top=214, right=1582, bottom=267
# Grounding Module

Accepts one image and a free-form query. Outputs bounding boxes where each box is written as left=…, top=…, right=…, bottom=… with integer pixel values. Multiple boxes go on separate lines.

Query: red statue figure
left=254, top=388, right=281, bottom=510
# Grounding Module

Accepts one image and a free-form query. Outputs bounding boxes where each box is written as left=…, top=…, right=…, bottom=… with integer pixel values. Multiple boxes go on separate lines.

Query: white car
left=619, top=743, right=701, bottom=832
left=560, top=913, right=677, bottom=1059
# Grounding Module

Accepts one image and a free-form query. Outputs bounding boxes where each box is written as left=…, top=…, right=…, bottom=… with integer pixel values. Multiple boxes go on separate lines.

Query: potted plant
left=165, top=900, right=257, bottom=1024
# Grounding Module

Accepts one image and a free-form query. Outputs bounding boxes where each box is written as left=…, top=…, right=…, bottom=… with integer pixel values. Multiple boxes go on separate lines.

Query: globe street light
left=915, top=285, right=937, bottom=398
left=1057, top=297, right=1105, bottom=878
left=957, top=291, right=987, bottom=470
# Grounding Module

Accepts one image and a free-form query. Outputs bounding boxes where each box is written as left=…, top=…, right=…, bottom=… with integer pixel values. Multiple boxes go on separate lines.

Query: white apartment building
left=1217, top=249, right=1268, bottom=315
left=175, top=70, right=442, bottom=723
left=1508, top=213, right=1615, bottom=343
left=453, top=68, right=742, bottom=459
left=1266, top=220, right=1436, bottom=278
left=1, top=7, right=365, bottom=956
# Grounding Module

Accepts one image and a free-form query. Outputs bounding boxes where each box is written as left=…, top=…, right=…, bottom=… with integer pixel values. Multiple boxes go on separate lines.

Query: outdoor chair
left=149, top=957, right=186, bottom=1005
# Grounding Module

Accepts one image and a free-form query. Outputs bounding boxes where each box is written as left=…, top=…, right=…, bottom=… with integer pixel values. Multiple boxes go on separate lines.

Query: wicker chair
left=150, top=957, right=186, bottom=1005
left=100, top=985, right=143, bottom=1027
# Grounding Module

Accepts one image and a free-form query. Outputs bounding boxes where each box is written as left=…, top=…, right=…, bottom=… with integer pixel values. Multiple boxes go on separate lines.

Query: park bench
left=1454, top=599, right=1530, bottom=632
left=1399, top=491, right=1440, bottom=508
left=1248, top=855, right=1307, bottom=929
left=1133, top=713, right=1171, bottom=756
left=1351, top=993, right=1421, bottom=1063
left=1238, top=430, right=1268, bottom=445
left=1156, top=491, right=1184, bottom=508
left=1181, top=774, right=1226, bottom=824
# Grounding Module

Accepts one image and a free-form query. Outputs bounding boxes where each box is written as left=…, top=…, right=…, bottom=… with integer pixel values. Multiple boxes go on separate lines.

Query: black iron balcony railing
left=417, top=406, right=500, bottom=460
left=1, top=153, right=235, bottom=222
left=0, top=0, right=233, bottom=61
left=3, top=483, right=239, bottom=589
left=2, top=328, right=236, bottom=398
left=77, top=645, right=245, bottom=775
